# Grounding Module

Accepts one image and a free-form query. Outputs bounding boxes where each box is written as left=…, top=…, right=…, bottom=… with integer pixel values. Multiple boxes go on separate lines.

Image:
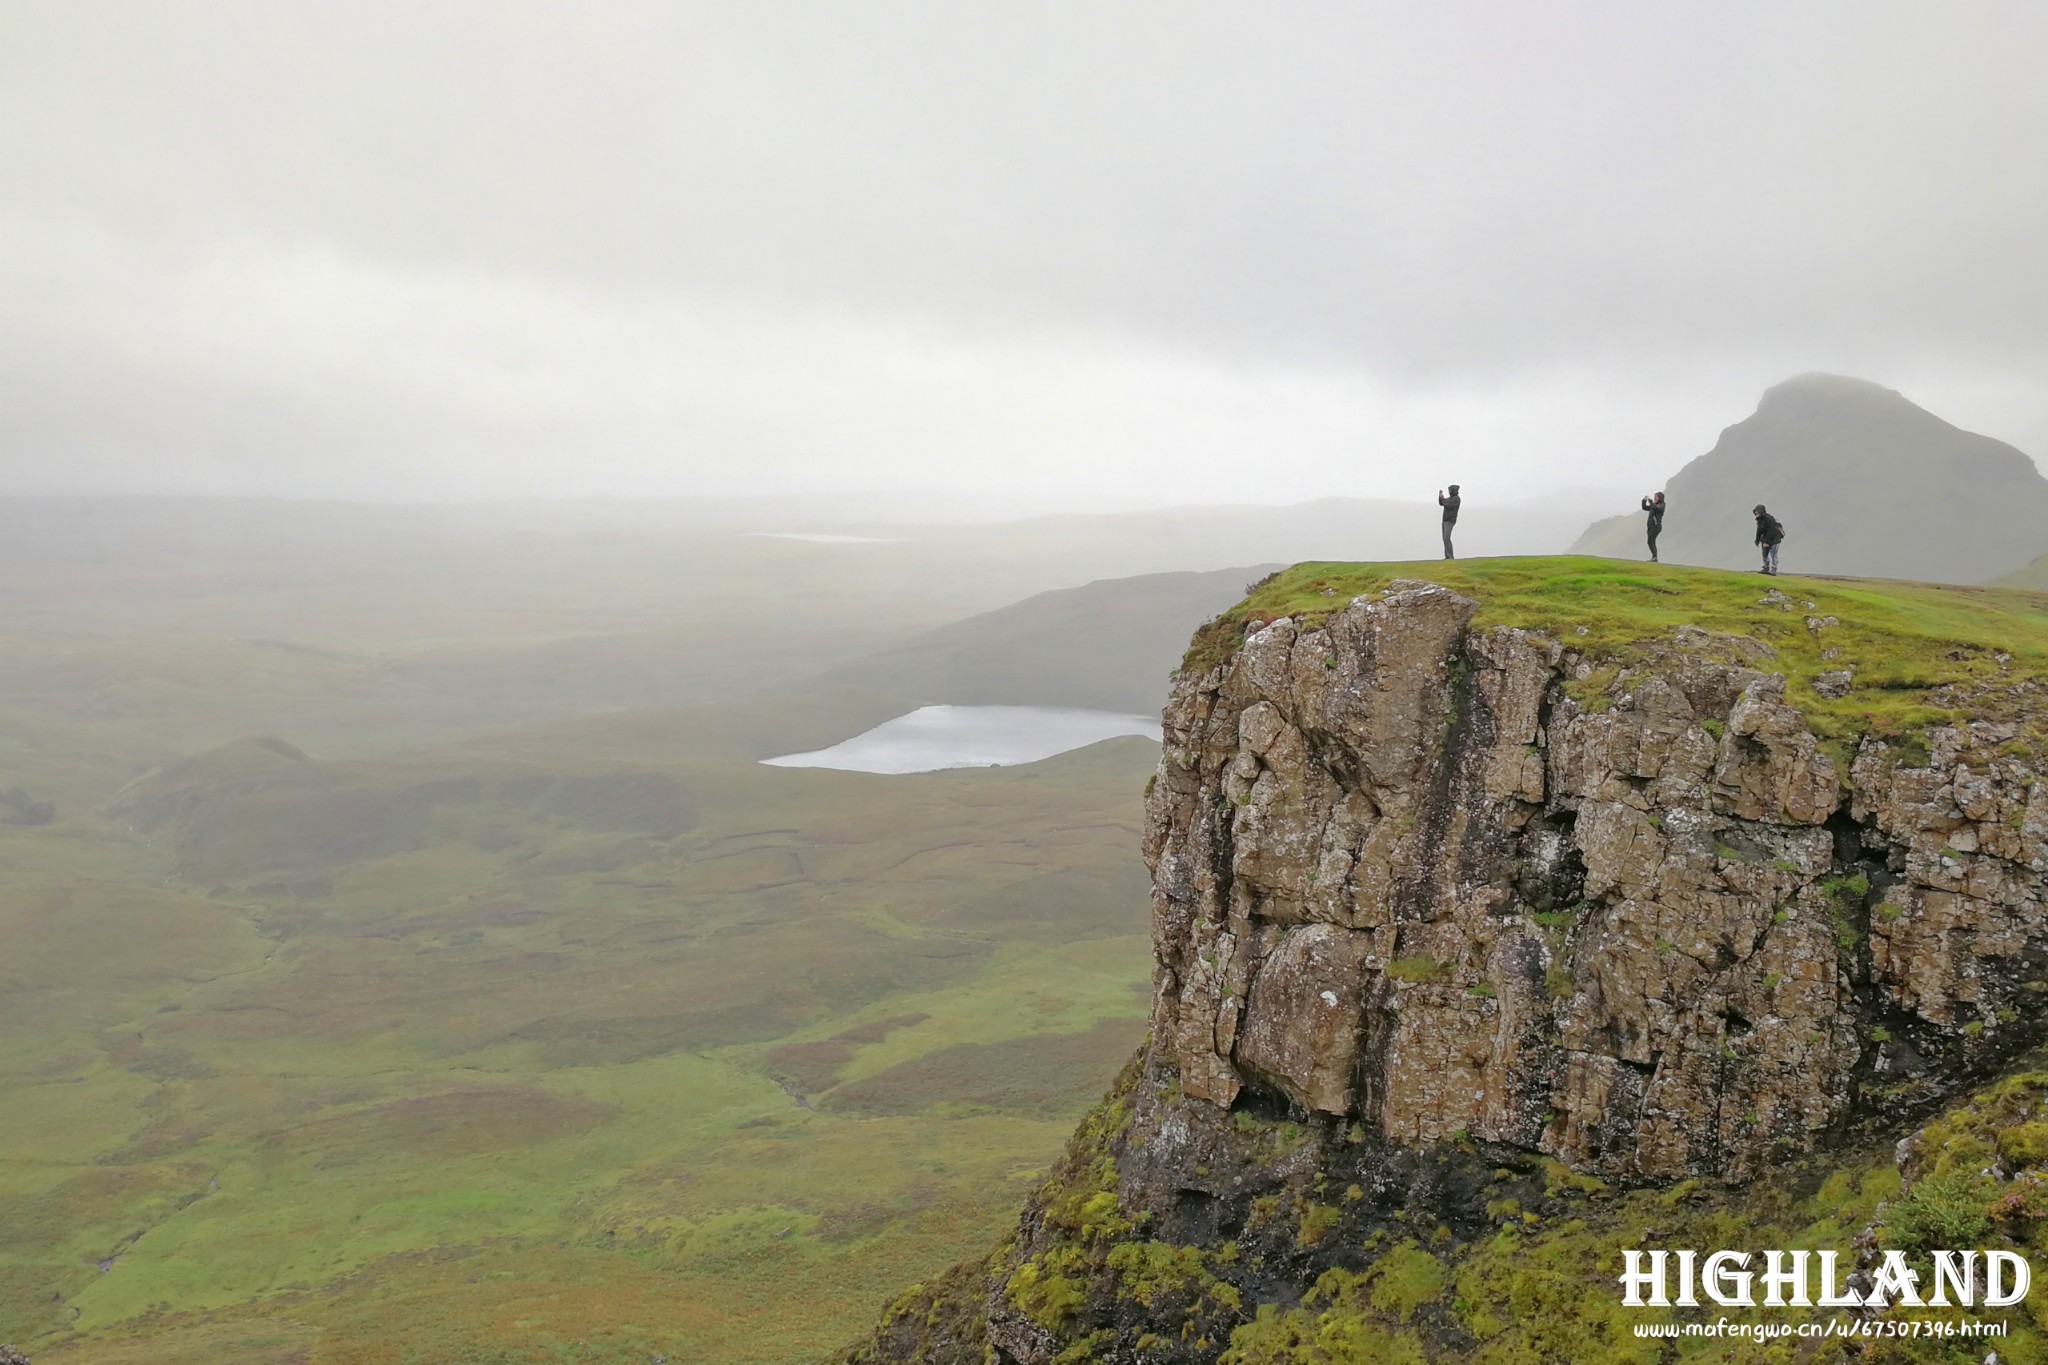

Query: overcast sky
left=3, top=1, right=2044, bottom=506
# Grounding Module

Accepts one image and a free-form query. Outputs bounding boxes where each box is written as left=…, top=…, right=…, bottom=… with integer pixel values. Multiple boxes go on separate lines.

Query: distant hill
left=98, top=689, right=918, bottom=884
left=815, top=567, right=1279, bottom=713
left=1993, top=554, right=2048, bottom=592
left=1569, top=373, right=2048, bottom=582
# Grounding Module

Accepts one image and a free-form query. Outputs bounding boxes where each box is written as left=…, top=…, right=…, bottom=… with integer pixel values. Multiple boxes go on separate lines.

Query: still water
left=762, top=704, right=1161, bottom=774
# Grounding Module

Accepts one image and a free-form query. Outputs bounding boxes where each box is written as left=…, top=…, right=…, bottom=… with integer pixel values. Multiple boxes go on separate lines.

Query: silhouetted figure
left=1641, top=492, right=1665, bottom=562
left=1437, top=484, right=1460, bottom=560
left=1753, top=504, right=1784, bottom=575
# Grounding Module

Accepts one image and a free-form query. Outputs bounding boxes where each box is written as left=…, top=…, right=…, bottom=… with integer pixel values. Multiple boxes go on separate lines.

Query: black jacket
left=1641, top=497, right=1664, bottom=527
left=1754, top=512, right=1784, bottom=546
left=1438, top=492, right=1461, bottom=524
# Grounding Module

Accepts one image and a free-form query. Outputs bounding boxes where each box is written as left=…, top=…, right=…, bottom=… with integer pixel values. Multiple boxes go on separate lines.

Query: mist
left=4, top=0, right=2044, bottom=505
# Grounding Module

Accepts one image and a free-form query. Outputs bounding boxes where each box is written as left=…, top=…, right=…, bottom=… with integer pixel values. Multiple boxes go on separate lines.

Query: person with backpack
left=1437, top=484, right=1460, bottom=560
left=1753, top=504, right=1784, bottom=575
left=1641, top=492, right=1665, bottom=562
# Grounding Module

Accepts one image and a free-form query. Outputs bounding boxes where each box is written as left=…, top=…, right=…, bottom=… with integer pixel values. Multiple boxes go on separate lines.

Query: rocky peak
left=1566, top=373, right=2048, bottom=581
left=1756, top=371, right=1914, bottom=413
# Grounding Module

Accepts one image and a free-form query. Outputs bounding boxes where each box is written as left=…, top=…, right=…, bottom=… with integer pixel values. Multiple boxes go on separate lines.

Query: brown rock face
left=1144, top=582, right=2048, bottom=1182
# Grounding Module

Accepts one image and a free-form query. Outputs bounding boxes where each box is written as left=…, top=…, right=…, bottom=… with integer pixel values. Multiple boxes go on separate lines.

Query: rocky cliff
left=843, top=558, right=2048, bottom=1363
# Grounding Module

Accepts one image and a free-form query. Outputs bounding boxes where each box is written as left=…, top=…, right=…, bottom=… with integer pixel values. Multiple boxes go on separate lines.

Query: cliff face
left=1149, top=580, right=2048, bottom=1183
left=844, top=561, right=2048, bottom=1364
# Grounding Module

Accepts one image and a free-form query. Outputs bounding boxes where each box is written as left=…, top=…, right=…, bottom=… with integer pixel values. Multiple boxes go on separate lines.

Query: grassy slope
left=1189, top=556, right=2048, bottom=754
left=1995, top=553, right=2048, bottom=592
left=0, top=705, right=1160, bottom=1364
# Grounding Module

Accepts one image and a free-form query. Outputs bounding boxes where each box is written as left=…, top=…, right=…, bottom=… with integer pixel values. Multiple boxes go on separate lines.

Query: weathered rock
left=1147, top=585, right=2048, bottom=1183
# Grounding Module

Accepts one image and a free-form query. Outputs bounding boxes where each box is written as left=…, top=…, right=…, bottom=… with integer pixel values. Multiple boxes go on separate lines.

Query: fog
left=3, top=1, right=2045, bottom=504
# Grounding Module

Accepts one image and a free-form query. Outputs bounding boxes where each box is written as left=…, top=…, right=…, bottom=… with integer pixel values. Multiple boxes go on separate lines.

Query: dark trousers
left=1442, top=522, right=1455, bottom=560
left=1647, top=522, right=1661, bottom=560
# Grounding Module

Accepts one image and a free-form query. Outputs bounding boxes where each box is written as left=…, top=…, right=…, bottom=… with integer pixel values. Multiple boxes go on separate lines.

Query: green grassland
left=1189, top=557, right=2048, bottom=754
left=21, top=545, right=2048, bottom=1365
left=0, top=683, right=1159, bottom=1363
left=0, top=509, right=1288, bottom=1364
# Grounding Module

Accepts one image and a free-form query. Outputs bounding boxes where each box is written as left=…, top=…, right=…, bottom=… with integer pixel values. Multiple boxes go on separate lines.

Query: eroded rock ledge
left=1147, top=581, right=2048, bottom=1184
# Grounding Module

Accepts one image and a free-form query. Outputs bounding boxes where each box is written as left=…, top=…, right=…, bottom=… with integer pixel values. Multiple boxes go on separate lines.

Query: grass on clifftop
left=1182, top=556, right=2048, bottom=755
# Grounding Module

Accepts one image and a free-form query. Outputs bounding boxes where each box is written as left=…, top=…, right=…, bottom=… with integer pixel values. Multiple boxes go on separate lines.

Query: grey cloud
left=1, top=0, right=2043, bottom=499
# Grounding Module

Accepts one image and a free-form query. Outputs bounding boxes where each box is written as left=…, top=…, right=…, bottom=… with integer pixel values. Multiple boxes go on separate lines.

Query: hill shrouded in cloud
left=1569, top=374, right=2048, bottom=583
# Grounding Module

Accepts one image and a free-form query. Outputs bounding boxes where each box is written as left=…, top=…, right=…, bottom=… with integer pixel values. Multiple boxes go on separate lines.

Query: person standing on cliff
left=1437, top=485, right=1460, bottom=560
left=1753, top=503, right=1784, bottom=575
left=1641, top=491, right=1665, bottom=562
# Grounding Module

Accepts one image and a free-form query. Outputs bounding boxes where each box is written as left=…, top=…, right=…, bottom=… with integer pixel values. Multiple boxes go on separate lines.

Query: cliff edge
left=843, top=557, right=2048, bottom=1363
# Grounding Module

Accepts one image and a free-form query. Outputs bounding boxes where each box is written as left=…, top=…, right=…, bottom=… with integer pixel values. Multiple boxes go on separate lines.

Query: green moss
left=1387, top=955, right=1452, bottom=984
left=1561, top=664, right=1621, bottom=712
left=1296, top=1201, right=1342, bottom=1248
left=1880, top=1169, right=1998, bottom=1254
left=1819, top=872, right=1870, bottom=951
left=1104, top=1241, right=1241, bottom=1314
left=1220, top=1301, right=1427, bottom=1365
left=1540, top=1159, right=1609, bottom=1199
left=1053, top=1331, right=1116, bottom=1364
left=1999, top=1122, right=2048, bottom=1165
left=1822, top=872, right=1870, bottom=902
left=1006, top=1255, right=1088, bottom=1330
left=1017, top=1073, right=2048, bottom=1365
left=1366, top=1243, right=1446, bottom=1320
left=1890, top=731, right=1934, bottom=768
